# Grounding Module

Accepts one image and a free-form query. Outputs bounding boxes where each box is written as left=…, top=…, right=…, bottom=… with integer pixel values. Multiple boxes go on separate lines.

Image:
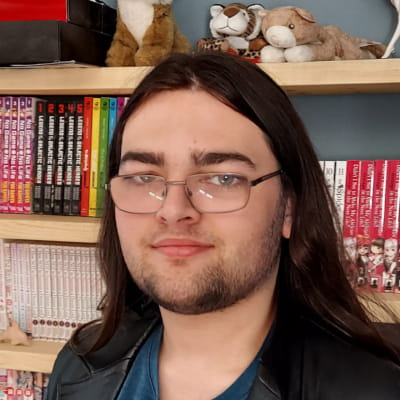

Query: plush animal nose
left=224, top=7, right=240, bottom=18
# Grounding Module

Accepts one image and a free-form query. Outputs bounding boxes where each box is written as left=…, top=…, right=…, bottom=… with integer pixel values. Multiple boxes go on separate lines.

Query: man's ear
left=281, top=198, right=293, bottom=239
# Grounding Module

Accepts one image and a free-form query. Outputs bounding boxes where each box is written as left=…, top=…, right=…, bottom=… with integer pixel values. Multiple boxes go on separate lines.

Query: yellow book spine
left=88, top=98, right=101, bottom=217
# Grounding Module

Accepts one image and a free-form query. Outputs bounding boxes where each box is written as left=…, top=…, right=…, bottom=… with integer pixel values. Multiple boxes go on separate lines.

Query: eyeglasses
left=108, top=169, right=283, bottom=214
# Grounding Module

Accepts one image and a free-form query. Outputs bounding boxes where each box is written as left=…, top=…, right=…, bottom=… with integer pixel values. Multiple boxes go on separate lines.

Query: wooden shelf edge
left=0, top=340, right=64, bottom=373
left=0, top=214, right=101, bottom=243
left=0, top=59, right=398, bottom=95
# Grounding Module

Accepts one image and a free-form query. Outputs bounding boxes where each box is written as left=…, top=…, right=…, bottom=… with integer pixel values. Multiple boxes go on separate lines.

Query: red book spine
left=343, top=160, right=361, bottom=258
left=80, top=97, right=93, bottom=217
left=355, top=160, right=374, bottom=289
left=23, top=97, right=37, bottom=214
left=16, top=96, right=26, bottom=213
left=381, top=160, right=400, bottom=292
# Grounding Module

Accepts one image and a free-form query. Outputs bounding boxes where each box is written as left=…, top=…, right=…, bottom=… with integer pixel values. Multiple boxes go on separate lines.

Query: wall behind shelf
left=173, top=0, right=400, bottom=161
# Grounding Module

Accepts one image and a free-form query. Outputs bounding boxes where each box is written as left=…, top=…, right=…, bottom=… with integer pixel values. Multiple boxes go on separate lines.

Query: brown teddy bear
left=259, top=6, right=386, bottom=63
left=106, top=0, right=191, bottom=67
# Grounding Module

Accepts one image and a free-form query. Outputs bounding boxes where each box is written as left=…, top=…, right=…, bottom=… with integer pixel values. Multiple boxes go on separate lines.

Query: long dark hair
left=72, top=52, right=399, bottom=363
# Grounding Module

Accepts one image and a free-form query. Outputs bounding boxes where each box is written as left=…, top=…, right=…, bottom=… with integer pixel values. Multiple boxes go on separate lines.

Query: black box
left=0, top=20, right=112, bottom=66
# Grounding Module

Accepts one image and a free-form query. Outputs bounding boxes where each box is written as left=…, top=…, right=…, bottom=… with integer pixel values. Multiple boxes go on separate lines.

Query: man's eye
left=124, top=175, right=157, bottom=184
left=209, top=174, right=242, bottom=186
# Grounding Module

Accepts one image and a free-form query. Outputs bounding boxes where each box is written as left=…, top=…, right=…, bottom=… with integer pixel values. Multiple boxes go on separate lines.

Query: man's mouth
left=151, top=239, right=214, bottom=258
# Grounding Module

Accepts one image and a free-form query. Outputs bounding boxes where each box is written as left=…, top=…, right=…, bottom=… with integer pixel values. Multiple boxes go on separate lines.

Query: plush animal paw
left=260, top=45, right=286, bottom=63
left=284, top=45, right=314, bottom=62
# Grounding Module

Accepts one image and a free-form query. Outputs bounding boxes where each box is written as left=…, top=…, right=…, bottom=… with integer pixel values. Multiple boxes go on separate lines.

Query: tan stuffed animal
left=106, top=0, right=191, bottom=67
left=0, top=320, right=31, bottom=346
left=259, top=6, right=386, bottom=63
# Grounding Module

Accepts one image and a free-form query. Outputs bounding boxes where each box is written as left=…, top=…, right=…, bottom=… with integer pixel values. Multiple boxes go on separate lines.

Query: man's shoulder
left=301, top=316, right=400, bottom=398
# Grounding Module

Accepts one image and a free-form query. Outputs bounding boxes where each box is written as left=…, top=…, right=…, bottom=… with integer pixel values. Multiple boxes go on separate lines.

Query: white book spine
left=29, top=243, right=39, bottom=340
left=50, top=246, right=59, bottom=341
left=22, top=243, right=32, bottom=338
left=36, top=244, right=46, bottom=340
left=0, top=240, right=8, bottom=331
left=62, top=246, right=71, bottom=341
left=75, top=247, right=83, bottom=326
left=333, top=160, right=347, bottom=228
left=323, top=160, right=336, bottom=198
left=68, top=246, right=78, bottom=336
left=56, top=245, right=65, bottom=342
left=43, top=245, right=53, bottom=341
left=10, top=242, right=20, bottom=326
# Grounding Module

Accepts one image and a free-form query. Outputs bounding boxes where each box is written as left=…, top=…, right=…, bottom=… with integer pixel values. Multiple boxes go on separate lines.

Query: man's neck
left=158, top=280, right=276, bottom=400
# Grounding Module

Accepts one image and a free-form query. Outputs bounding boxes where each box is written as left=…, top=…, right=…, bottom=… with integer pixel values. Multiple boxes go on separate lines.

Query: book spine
left=333, top=160, right=347, bottom=228
left=96, top=97, right=110, bottom=217
left=71, top=100, right=84, bottom=216
left=16, top=97, right=26, bottom=214
left=50, top=246, right=59, bottom=340
left=0, top=240, right=7, bottom=330
left=323, top=160, right=335, bottom=198
left=42, top=245, right=52, bottom=340
left=80, top=97, right=93, bottom=217
left=36, top=244, right=46, bottom=340
left=55, top=245, right=65, bottom=341
left=88, top=98, right=101, bottom=217
left=108, top=97, right=117, bottom=146
left=7, top=98, right=19, bottom=214
left=23, top=97, right=38, bottom=214
left=368, top=160, right=387, bottom=291
left=381, top=160, right=400, bottom=293
left=53, top=102, right=66, bottom=215
left=342, top=160, right=361, bottom=284
left=62, top=101, right=75, bottom=216
left=354, top=160, right=374, bottom=289
left=43, top=101, right=56, bottom=214
left=32, top=100, right=47, bottom=214
left=3, top=242, right=12, bottom=326
left=29, top=243, right=39, bottom=340
left=0, top=97, right=4, bottom=213
left=117, top=96, right=125, bottom=121
left=1, top=98, right=11, bottom=214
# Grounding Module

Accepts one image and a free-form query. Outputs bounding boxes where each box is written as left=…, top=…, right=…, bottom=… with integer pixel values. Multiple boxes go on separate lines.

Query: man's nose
left=155, top=183, right=201, bottom=225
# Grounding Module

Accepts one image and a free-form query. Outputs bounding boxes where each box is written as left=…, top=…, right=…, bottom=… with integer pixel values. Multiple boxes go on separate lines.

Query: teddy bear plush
left=106, top=0, right=191, bottom=67
left=259, top=6, right=386, bottom=63
left=197, top=3, right=267, bottom=61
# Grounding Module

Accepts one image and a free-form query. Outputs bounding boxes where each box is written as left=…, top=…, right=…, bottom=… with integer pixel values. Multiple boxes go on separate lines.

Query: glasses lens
left=187, top=173, right=250, bottom=213
left=110, top=175, right=165, bottom=213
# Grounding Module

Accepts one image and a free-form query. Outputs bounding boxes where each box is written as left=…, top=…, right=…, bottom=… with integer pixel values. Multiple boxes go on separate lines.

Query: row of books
left=0, top=369, right=49, bottom=400
left=0, top=240, right=104, bottom=342
left=0, top=95, right=129, bottom=217
left=320, top=160, right=400, bottom=294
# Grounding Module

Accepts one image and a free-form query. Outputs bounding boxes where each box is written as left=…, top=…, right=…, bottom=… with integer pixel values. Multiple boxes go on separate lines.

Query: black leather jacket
left=46, top=308, right=400, bottom=399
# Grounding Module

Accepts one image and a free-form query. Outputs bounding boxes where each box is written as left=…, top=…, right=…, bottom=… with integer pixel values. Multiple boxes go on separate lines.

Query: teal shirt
left=117, top=325, right=270, bottom=400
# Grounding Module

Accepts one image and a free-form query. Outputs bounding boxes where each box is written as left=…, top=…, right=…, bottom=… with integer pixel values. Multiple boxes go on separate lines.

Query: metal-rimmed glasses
left=107, top=169, right=283, bottom=214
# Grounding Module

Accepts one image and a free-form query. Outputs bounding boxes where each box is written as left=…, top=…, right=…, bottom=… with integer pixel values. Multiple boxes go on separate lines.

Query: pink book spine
left=23, top=97, right=37, bottom=214
left=354, top=160, right=374, bottom=289
left=8, top=97, right=19, bottom=213
left=0, top=97, right=4, bottom=213
left=343, top=160, right=361, bottom=277
left=16, top=97, right=26, bottom=213
left=117, top=97, right=125, bottom=120
left=0, top=240, right=7, bottom=331
left=1, top=97, right=12, bottom=213
left=381, top=160, right=400, bottom=293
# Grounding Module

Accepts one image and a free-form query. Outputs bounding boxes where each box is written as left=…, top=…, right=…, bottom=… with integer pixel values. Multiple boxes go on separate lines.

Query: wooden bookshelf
left=0, top=214, right=100, bottom=243
left=0, top=340, right=64, bottom=373
left=0, top=58, right=398, bottom=96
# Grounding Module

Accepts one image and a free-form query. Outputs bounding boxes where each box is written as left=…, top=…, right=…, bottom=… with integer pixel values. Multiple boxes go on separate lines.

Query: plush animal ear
left=210, top=4, right=224, bottom=18
left=248, top=4, right=264, bottom=14
left=293, top=7, right=317, bottom=23
left=258, top=9, right=269, bottom=18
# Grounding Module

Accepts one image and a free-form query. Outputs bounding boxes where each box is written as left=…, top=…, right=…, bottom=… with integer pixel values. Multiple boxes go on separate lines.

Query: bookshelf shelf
left=0, top=58, right=398, bottom=96
left=0, top=340, right=64, bottom=373
left=0, top=214, right=100, bottom=243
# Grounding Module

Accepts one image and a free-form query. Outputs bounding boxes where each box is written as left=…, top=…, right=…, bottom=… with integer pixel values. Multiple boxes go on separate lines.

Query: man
left=46, top=52, right=400, bottom=399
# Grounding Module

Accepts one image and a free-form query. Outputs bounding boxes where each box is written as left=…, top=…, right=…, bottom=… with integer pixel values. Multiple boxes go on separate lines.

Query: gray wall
left=172, top=0, right=400, bottom=161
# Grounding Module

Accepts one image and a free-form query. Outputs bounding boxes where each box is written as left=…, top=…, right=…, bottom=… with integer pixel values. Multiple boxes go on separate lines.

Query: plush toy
left=259, top=7, right=387, bottom=63
left=0, top=320, right=31, bottom=346
left=197, top=3, right=267, bottom=61
left=106, top=0, right=191, bottom=67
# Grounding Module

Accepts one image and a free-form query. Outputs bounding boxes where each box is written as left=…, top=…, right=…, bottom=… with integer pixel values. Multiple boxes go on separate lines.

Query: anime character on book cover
left=382, top=238, right=400, bottom=292
left=368, top=237, right=385, bottom=290
left=355, top=236, right=370, bottom=288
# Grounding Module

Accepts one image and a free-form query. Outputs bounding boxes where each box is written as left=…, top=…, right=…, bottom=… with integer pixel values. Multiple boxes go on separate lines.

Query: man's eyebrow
left=120, top=151, right=164, bottom=166
left=192, top=151, right=256, bottom=169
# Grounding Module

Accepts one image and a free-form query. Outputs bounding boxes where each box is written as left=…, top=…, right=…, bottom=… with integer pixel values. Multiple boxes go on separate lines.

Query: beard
left=124, top=200, right=286, bottom=315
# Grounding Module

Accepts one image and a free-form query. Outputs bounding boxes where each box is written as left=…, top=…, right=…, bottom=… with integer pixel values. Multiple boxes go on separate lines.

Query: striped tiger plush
left=197, top=3, right=267, bottom=57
